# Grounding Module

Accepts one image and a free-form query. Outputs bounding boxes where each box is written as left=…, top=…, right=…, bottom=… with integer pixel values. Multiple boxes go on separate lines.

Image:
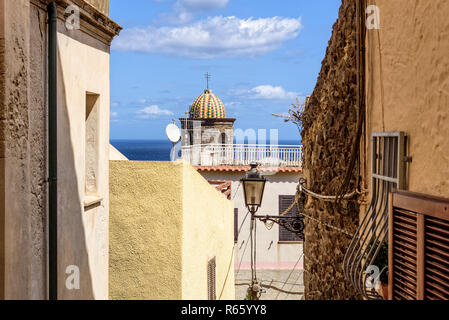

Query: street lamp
left=241, top=163, right=266, bottom=214
left=241, top=163, right=266, bottom=300
left=241, top=164, right=305, bottom=300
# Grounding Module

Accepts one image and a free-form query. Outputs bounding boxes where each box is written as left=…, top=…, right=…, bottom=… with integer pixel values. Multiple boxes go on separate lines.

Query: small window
left=279, top=195, right=304, bottom=242
left=234, top=208, right=238, bottom=242
left=207, top=257, right=216, bottom=300
left=85, top=93, right=100, bottom=197
left=221, top=132, right=227, bottom=145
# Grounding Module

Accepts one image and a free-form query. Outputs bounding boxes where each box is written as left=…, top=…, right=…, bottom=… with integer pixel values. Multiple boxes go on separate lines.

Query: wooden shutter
left=234, top=208, right=238, bottom=242
left=389, top=190, right=449, bottom=300
left=207, top=257, right=216, bottom=300
left=279, top=195, right=304, bottom=242
left=424, top=215, right=449, bottom=299
left=390, top=206, right=418, bottom=300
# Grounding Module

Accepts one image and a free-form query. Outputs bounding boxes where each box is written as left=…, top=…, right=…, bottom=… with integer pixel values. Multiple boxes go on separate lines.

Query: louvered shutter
left=390, top=207, right=418, bottom=299
left=389, top=191, right=449, bottom=300
left=207, top=257, right=216, bottom=300
left=424, top=216, right=449, bottom=299
left=279, top=195, right=303, bottom=242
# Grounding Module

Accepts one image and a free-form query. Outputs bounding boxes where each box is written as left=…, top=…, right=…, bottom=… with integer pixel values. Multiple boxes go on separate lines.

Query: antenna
left=205, top=72, right=211, bottom=90
left=166, top=123, right=181, bottom=144
left=166, top=123, right=181, bottom=161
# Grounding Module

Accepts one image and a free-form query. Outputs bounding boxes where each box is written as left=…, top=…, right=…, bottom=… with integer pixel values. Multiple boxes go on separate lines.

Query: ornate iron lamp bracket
left=253, top=215, right=304, bottom=235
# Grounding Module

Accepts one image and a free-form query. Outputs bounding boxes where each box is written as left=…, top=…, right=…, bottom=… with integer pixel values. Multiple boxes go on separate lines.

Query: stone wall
left=301, top=0, right=362, bottom=300
left=85, top=0, right=109, bottom=16
left=0, top=0, right=44, bottom=299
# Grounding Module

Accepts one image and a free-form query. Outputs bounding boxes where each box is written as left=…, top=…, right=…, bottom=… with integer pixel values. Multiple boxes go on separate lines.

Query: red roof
left=194, top=166, right=302, bottom=173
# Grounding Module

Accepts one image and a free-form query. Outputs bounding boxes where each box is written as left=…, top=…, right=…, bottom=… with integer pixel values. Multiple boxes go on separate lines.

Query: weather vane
left=205, top=72, right=211, bottom=90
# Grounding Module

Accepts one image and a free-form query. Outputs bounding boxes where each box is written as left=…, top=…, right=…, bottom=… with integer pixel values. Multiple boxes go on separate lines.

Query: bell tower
left=180, top=76, right=236, bottom=151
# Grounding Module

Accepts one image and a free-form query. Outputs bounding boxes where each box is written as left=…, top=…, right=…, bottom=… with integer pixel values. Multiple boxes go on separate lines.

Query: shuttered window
left=279, top=195, right=304, bottom=242
left=207, top=257, right=216, bottom=300
left=234, top=208, right=238, bottom=242
left=425, top=216, right=449, bottom=299
left=389, top=190, right=449, bottom=300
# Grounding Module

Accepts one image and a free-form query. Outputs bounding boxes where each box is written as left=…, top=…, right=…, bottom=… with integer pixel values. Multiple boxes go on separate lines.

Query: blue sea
left=111, top=139, right=301, bottom=161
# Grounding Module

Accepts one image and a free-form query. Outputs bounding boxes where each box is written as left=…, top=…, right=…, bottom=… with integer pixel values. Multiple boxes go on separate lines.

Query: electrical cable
left=232, top=181, right=241, bottom=200
left=283, top=269, right=304, bottom=300
left=274, top=252, right=304, bottom=300
left=235, top=233, right=251, bottom=276
left=234, top=278, right=304, bottom=287
left=218, top=210, right=250, bottom=299
left=300, top=181, right=358, bottom=202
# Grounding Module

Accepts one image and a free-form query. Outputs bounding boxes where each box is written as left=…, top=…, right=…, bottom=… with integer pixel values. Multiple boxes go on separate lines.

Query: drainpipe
left=47, top=1, right=58, bottom=301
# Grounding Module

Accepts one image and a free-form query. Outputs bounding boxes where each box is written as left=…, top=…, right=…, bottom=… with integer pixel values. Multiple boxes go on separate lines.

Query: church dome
left=189, top=89, right=226, bottom=119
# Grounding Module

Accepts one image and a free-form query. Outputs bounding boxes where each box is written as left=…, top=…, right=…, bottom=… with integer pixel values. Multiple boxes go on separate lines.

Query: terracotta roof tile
left=194, top=166, right=302, bottom=173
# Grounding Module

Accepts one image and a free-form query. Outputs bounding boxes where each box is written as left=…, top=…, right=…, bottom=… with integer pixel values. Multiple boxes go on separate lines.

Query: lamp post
left=241, top=164, right=305, bottom=300
left=241, top=163, right=266, bottom=300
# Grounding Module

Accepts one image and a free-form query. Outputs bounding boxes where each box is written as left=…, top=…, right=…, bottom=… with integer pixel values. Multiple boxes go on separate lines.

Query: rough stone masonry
left=301, top=0, right=362, bottom=300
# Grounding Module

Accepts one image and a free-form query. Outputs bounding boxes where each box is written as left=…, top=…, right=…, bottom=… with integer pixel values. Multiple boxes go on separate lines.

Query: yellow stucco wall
left=109, top=161, right=235, bottom=300
left=365, top=0, right=449, bottom=198
left=181, top=165, right=235, bottom=300
left=109, top=161, right=184, bottom=300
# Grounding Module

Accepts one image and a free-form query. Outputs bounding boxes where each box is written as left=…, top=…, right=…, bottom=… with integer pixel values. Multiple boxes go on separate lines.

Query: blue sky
left=109, top=0, right=340, bottom=140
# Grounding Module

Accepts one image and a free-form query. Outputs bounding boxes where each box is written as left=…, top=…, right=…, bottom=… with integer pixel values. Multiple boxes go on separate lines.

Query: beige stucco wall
left=365, top=0, right=449, bottom=198
left=109, top=144, right=128, bottom=161
left=57, top=26, right=112, bottom=299
left=109, top=161, right=235, bottom=300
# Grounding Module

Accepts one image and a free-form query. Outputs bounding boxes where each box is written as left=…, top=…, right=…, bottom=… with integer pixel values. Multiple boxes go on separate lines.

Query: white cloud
left=249, top=85, right=298, bottom=100
left=113, top=16, right=302, bottom=59
left=231, top=85, right=298, bottom=100
left=137, top=105, right=174, bottom=118
left=111, top=112, right=118, bottom=117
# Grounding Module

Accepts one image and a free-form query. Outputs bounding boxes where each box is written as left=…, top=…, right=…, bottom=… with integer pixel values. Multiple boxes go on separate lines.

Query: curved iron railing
left=344, top=132, right=408, bottom=299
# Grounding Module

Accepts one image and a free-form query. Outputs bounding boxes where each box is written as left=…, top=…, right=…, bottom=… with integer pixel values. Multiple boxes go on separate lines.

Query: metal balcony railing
left=181, top=144, right=303, bottom=167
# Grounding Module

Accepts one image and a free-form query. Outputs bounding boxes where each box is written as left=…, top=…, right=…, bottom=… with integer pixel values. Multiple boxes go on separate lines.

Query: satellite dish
left=166, top=123, right=181, bottom=143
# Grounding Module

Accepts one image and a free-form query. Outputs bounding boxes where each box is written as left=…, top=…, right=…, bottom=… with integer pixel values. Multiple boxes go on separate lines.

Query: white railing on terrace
left=181, top=144, right=303, bottom=168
